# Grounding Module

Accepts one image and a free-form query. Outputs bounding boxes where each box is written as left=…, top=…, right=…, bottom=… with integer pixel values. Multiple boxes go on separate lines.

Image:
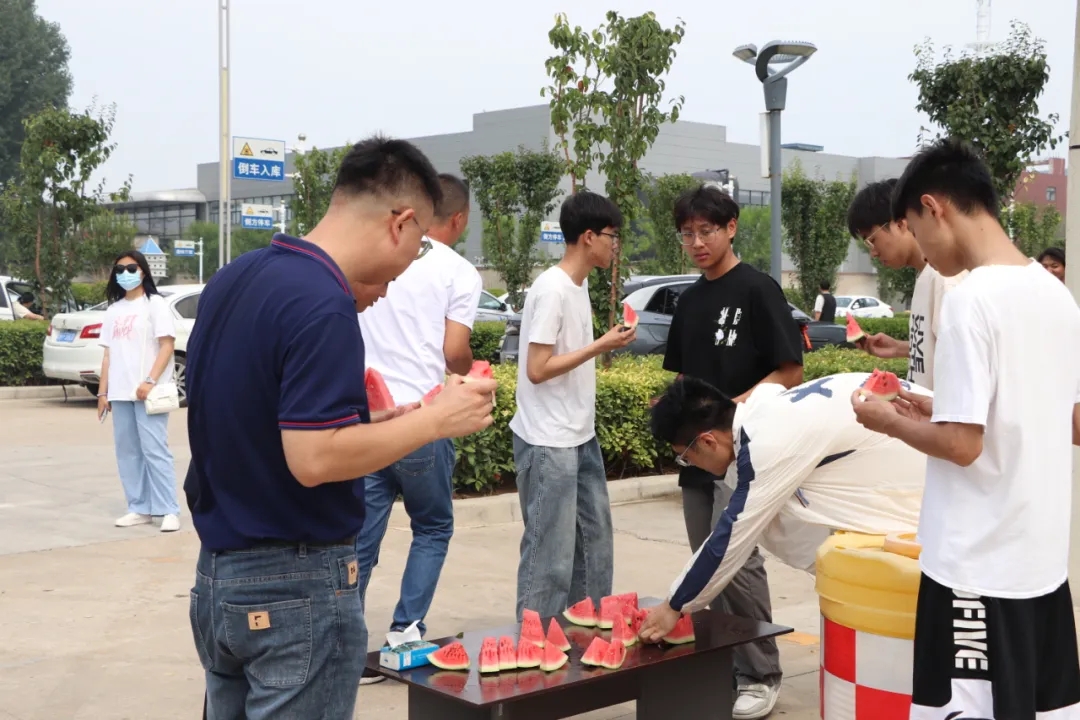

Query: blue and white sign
left=540, top=221, right=564, bottom=243
left=139, top=236, right=165, bottom=256
left=241, top=203, right=275, bottom=230
left=173, top=240, right=196, bottom=257
left=232, top=136, right=286, bottom=182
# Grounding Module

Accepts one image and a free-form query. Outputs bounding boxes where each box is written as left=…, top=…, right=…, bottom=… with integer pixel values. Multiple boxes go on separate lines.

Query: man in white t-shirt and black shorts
left=847, top=178, right=965, bottom=390
left=355, top=173, right=483, bottom=684
left=853, top=138, right=1080, bottom=719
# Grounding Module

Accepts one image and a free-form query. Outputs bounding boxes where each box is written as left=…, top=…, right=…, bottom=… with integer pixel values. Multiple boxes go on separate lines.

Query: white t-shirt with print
left=509, top=266, right=596, bottom=448
left=100, top=294, right=177, bottom=402
left=906, top=265, right=965, bottom=390
left=919, top=261, right=1080, bottom=598
left=358, top=239, right=483, bottom=404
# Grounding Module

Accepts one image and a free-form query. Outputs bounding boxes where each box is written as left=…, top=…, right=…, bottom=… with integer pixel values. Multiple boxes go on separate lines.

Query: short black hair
left=674, top=184, right=740, bottom=230
left=891, top=138, right=1000, bottom=222
left=17, top=292, right=34, bottom=305
left=559, top=190, right=622, bottom=245
left=106, top=250, right=161, bottom=304
left=650, top=376, right=737, bottom=448
left=818, top=280, right=830, bottom=291
left=1038, top=246, right=1066, bottom=265
left=847, top=179, right=897, bottom=238
left=332, top=134, right=442, bottom=210
left=435, top=173, right=470, bottom=220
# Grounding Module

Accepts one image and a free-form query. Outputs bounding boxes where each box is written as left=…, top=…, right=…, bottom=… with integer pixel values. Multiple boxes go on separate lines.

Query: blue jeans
left=355, top=439, right=455, bottom=637
left=189, top=541, right=367, bottom=720
left=513, top=434, right=613, bottom=621
left=111, top=400, right=180, bottom=516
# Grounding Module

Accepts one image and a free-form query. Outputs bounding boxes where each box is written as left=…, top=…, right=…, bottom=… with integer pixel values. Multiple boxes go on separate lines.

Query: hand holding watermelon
left=637, top=601, right=681, bottom=644
left=597, top=323, right=637, bottom=353
left=424, top=373, right=498, bottom=438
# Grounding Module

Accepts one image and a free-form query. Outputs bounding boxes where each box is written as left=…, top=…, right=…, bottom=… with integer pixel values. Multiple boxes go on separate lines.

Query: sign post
left=240, top=203, right=275, bottom=230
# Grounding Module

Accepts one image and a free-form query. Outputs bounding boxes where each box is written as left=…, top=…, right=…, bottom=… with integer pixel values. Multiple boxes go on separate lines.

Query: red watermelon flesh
left=498, top=636, right=518, bottom=670
left=479, top=637, right=500, bottom=673
left=429, top=641, right=470, bottom=671
left=622, top=301, right=639, bottom=329
left=581, top=637, right=610, bottom=667
left=860, top=369, right=902, bottom=402
left=517, top=637, right=542, bottom=669
left=462, top=360, right=497, bottom=407
left=613, top=592, right=638, bottom=616
left=597, top=595, right=624, bottom=629
left=610, top=613, right=637, bottom=647
left=663, top=615, right=696, bottom=645
left=520, top=609, right=546, bottom=648
left=563, top=598, right=598, bottom=627
left=845, top=314, right=866, bottom=343
left=364, top=368, right=396, bottom=413
left=546, top=618, right=571, bottom=652
left=629, top=609, right=647, bottom=638
left=601, top=640, right=627, bottom=669
left=420, top=383, right=443, bottom=406
left=539, top=643, right=568, bottom=672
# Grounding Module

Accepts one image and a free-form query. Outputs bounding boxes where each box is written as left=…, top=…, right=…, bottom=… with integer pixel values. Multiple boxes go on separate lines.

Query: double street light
left=733, top=41, right=817, bottom=283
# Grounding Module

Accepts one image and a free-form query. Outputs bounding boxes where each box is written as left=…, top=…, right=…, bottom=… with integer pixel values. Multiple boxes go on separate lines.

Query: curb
left=0, top=385, right=91, bottom=401
left=391, top=474, right=680, bottom=529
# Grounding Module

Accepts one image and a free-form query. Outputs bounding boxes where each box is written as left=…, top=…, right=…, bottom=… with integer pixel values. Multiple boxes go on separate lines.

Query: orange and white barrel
left=815, top=532, right=921, bottom=720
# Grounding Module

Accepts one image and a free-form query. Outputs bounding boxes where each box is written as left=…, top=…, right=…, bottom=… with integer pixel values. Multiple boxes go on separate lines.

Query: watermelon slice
left=420, top=383, right=444, bottom=406
left=581, top=637, right=610, bottom=667
left=520, top=609, right=546, bottom=648
left=517, top=637, right=543, bottom=669
left=860, top=369, right=902, bottom=402
left=364, top=368, right=396, bottom=413
left=622, top=301, right=639, bottom=330
left=610, top=613, right=637, bottom=647
left=662, top=615, right=695, bottom=645
left=479, top=637, right=500, bottom=673
left=546, top=618, right=571, bottom=652
left=498, top=636, right=518, bottom=671
left=601, top=640, right=627, bottom=669
left=539, top=643, right=568, bottom=672
left=628, top=608, right=647, bottom=638
left=463, top=359, right=497, bottom=407
left=845, top=314, right=865, bottom=344
left=613, top=592, right=638, bottom=616
left=563, top=598, right=598, bottom=627
left=597, top=595, right=624, bottom=629
left=429, top=641, right=470, bottom=671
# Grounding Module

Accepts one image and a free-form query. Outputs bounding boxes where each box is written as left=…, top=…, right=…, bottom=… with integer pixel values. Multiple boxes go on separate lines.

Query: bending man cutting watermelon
left=638, top=372, right=930, bottom=644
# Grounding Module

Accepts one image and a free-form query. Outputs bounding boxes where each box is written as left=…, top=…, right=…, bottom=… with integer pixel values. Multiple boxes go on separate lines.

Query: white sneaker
left=733, top=682, right=780, bottom=720
left=115, top=512, right=152, bottom=528
left=160, top=514, right=181, bottom=532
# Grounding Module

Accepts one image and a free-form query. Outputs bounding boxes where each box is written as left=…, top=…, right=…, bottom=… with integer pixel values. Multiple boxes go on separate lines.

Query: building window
left=1047, top=186, right=1057, bottom=202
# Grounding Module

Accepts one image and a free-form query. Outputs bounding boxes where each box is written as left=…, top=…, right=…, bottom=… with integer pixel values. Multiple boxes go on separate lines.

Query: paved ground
left=0, top=396, right=823, bottom=719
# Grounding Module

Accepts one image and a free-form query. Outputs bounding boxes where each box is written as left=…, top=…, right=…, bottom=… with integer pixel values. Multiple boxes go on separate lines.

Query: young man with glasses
left=846, top=179, right=965, bottom=390
left=639, top=373, right=928, bottom=641
left=509, top=190, right=637, bottom=621
left=663, top=184, right=803, bottom=719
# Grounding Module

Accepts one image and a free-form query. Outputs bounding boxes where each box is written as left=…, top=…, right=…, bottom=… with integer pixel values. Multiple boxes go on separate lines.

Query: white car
left=1, top=275, right=81, bottom=321
left=42, top=284, right=203, bottom=404
left=834, top=295, right=894, bottom=319
left=474, top=290, right=516, bottom=323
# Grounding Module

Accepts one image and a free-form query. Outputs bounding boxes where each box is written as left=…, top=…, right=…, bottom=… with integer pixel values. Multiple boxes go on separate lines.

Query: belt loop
left=298, top=543, right=307, bottom=559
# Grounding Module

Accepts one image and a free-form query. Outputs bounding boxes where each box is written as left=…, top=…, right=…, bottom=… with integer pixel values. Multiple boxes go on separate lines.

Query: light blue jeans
left=190, top=541, right=367, bottom=720
left=111, top=400, right=180, bottom=516
left=513, top=434, right=613, bottom=621
left=355, top=439, right=455, bottom=637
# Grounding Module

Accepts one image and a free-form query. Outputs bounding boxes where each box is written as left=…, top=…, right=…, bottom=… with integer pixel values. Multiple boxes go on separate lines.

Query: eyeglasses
left=861, top=223, right=889, bottom=250
left=391, top=209, right=432, bottom=259
left=677, top=227, right=723, bottom=246
left=598, top=231, right=621, bottom=245
left=114, top=264, right=139, bottom=274
left=674, top=434, right=707, bottom=467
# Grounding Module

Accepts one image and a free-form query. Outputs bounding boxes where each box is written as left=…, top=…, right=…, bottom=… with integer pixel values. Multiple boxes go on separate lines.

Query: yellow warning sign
left=239, top=142, right=254, bottom=157
left=245, top=207, right=254, bottom=214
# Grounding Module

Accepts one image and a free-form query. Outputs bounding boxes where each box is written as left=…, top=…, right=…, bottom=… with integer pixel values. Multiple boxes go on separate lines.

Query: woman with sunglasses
left=97, top=251, right=181, bottom=532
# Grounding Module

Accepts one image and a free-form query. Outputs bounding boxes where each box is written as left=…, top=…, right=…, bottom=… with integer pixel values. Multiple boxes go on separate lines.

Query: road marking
left=779, top=631, right=819, bottom=646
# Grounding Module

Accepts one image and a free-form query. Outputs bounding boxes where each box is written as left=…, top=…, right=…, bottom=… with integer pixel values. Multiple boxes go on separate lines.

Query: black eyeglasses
left=391, top=209, right=432, bottom=259
left=114, top=264, right=139, bottom=274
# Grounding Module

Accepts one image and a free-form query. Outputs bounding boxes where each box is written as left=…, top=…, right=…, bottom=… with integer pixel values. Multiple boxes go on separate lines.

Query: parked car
left=474, top=290, right=516, bottom=323
left=0, top=276, right=81, bottom=321
left=42, top=284, right=203, bottom=405
left=834, top=295, right=894, bottom=319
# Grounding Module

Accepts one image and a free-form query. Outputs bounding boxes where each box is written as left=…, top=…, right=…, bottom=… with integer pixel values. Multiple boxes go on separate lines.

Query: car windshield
left=622, top=286, right=654, bottom=312
left=835, top=297, right=853, bottom=308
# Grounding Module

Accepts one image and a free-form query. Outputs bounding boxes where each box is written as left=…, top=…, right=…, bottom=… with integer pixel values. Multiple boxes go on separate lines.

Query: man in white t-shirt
left=853, top=138, right=1080, bottom=719
left=354, top=174, right=482, bottom=683
left=509, top=190, right=636, bottom=621
left=639, top=373, right=928, bottom=641
left=847, top=178, right=965, bottom=390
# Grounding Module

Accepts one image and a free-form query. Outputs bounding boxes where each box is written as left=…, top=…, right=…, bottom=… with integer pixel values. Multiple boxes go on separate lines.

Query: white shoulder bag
left=137, top=297, right=180, bottom=415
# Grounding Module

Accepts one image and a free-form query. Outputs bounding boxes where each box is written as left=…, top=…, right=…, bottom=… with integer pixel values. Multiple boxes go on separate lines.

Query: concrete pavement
left=0, top=396, right=822, bottom=719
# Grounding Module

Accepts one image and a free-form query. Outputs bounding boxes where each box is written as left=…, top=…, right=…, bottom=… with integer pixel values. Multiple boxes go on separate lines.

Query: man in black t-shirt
left=813, top=280, right=837, bottom=323
left=663, top=185, right=803, bottom=720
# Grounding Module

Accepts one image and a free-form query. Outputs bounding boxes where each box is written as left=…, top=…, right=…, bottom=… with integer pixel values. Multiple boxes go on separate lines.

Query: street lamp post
left=1064, top=0, right=1080, bottom=598
left=218, top=0, right=231, bottom=268
left=733, top=41, right=817, bottom=284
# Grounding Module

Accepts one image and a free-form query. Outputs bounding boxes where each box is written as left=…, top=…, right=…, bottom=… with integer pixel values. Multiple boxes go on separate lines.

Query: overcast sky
left=35, top=0, right=1078, bottom=193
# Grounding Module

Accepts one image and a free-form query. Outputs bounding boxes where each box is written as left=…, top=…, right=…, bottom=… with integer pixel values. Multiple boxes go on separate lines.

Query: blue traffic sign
left=540, top=222, right=564, bottom=243
left=233, top=137, right=287, bottom=183
left=174, top=248, right=196, bottom=257
left=241, top=215, right=275, bottom=230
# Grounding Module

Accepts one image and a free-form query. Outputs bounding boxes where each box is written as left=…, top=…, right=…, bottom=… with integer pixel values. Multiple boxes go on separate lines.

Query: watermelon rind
left=845, top=314, right=865, bottom=343
left=597, top=595, right=623, bottom=630
left=601, top=640, right=627, bottom=669
left=610, top=613, right=636, bottom=647
left=539, top=644, right=569, bottom=672
left=520, top=609, right=546, bottom=648
left=498, top=636, right=518, bottom=671
left=861, top=369, right=901, bottom=402
left=364, top=368, right=396, bottom=413
left=581, top=637, right=610, bottom=667
left=479, top=637, right=501, bottom=674
left=429, top=641, right=470, bottom=671
left=622, top=301, right=639, bottom=329
left=662, top=615, right=696, bottom=645
left=420, top=384, right=444, bottom=407
left=546, top=618, right=571, bottom=652
left=563, top=598, right=598, bottom=627
left=517, top=638, right=543, bottom=669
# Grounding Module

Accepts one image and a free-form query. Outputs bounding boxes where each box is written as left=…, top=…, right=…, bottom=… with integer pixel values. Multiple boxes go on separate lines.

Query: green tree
left=1008, top=201, right=1062, bottom=258
left=459, top=146, right=563, bottom=308
left=0, top=0, right=72, bottom=187
left=910, top=21, right=1062, bottom=203
left=78, top=212, right=138, bottom=279
left=735, top=206, right=771, bottom=274
left=289, top=144, right=349, bottom=235
left=780, top=161, right=857, bottom=309
left=0, top=104, right=130, bottom=314
left=168, top=220, right=273, bottom=281
left=640, top=173, right=699, bottom=275
left=874, top=263, right=918, bottom=306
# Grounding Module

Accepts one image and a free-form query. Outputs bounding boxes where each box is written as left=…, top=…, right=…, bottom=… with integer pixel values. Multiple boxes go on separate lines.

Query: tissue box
left=379, top=640, right=440, bottom=671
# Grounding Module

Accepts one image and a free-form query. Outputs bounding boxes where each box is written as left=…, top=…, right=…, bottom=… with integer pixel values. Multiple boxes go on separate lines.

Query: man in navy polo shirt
left=184, top=135, right=498, bottom=720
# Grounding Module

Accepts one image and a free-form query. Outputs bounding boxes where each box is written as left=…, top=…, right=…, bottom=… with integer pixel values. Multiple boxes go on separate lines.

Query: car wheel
left=175, top=355, right=188, bottom=408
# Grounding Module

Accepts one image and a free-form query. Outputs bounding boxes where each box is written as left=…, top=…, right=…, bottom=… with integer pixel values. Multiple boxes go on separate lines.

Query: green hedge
left=470, top=321, right=505, bottom=364
left=835, top=315, right=909, bottom=340
left=71, top=281, right=108, bottom=307
left=0, top=321, right=49, bottom=386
